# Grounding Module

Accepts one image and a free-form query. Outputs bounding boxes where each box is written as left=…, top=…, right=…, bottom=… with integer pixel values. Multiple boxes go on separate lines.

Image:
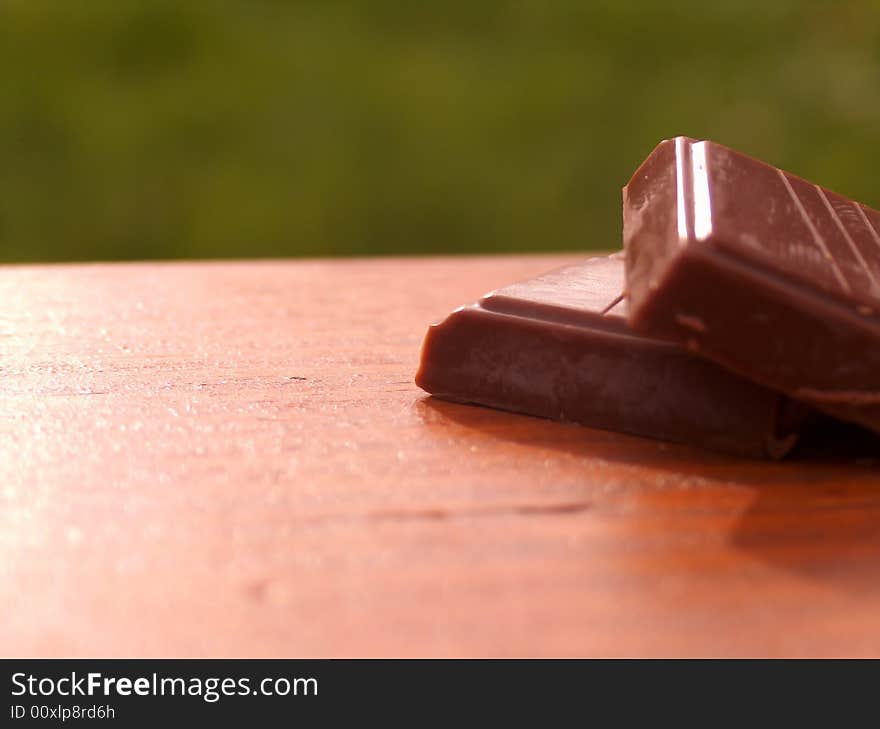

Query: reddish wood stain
left=0, top=255, right=878, bottom=656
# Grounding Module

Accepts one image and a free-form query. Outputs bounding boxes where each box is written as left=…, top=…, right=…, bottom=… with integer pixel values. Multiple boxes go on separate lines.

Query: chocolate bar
left=415, top=255, right=807, bottom=458
left=623, top=137, right=880, bottom=432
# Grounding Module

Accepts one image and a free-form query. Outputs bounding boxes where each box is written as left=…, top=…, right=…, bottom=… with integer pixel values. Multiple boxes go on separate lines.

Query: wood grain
left=1, top=254, right=879, bottom=657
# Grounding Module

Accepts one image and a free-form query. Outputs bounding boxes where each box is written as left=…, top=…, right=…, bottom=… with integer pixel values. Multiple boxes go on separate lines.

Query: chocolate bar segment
left=624, top=137, right=880, bottom=432
left=415, top=256, right=806, bottom=458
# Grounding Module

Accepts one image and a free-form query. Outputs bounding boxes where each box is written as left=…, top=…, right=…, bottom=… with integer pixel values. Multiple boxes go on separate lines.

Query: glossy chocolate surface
left=416, top=256, right=805, bottom=458
left=624, top=137, right=880, bottom=431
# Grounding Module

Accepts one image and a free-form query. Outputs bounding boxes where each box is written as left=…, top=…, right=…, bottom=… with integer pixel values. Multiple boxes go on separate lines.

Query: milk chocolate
left=623, top=137, right=880, bottom=432
left=415, top=256, right=806, bottom=458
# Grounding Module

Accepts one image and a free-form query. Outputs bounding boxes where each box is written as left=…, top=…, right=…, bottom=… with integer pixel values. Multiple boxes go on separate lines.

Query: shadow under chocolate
left=416, top=396, right=880, bottom=595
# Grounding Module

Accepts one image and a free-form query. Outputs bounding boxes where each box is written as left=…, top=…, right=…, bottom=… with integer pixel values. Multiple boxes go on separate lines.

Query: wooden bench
left=2, top=254, right=878, bottom=656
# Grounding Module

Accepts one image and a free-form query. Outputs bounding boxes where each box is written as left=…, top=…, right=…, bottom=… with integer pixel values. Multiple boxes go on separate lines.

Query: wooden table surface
left=2, top=254, right=879, bottom=657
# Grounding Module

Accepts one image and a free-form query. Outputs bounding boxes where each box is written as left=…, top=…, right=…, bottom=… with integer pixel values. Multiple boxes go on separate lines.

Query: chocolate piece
left=415, top=255, right=807, bottom=458
left=623, top=137, right=880, bottom=432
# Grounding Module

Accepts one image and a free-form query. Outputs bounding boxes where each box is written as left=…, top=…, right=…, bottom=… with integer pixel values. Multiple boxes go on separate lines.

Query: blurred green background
left=1, top=0, right=878, bottom=262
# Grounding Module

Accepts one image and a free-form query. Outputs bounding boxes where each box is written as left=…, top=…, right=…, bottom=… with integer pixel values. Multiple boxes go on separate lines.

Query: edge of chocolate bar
left=416, top=256, right=807, bottom=459
left=625, top=137, right=880, bottom=319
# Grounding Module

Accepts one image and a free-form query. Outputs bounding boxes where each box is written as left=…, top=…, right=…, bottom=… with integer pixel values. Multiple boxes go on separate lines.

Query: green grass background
left=1, top=0, right=878, bottom=262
